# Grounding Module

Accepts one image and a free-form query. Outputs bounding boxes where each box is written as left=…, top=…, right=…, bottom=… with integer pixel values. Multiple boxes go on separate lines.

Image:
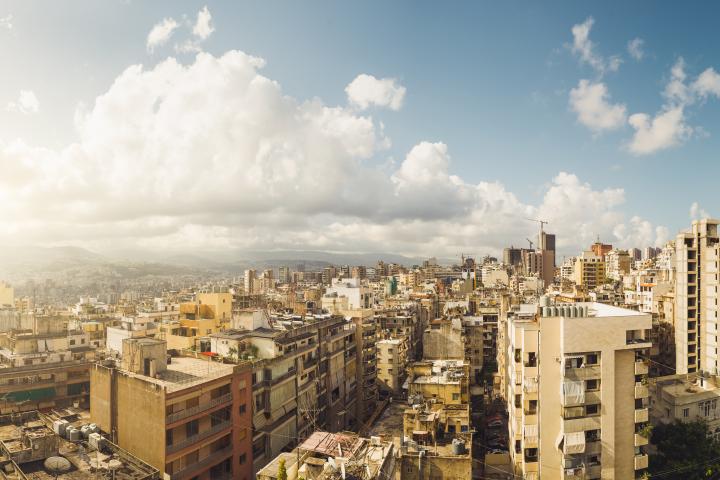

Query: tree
left=650, top=420, right=720, bottom=479
left=277, top=458, right=287, bottom=480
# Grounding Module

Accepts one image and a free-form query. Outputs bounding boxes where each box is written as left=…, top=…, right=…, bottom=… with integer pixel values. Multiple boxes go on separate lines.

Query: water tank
left=68, top=428, right=82, bottom=442
left=451, top=439, right=466, bottom=455
left=571, top=306, right=578, bottom=317
left=581, top=305, right=589, bottom=317
left=89, top=424, right=99, bottom=434
left=44, top=457, right=71, bottom=476
left=81, top=425, right=91, bottom=439
left=88, top=432, right=104, bottom=451
left=550, top=306, right=557, bottom=317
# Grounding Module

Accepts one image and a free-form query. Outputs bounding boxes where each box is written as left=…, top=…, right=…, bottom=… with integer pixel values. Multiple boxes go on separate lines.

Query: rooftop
left=120, top=356, right=235, bottom=393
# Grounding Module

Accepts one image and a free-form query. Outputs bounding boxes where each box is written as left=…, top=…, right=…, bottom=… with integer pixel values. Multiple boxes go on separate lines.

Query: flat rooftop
left=121, top=356, right=235, bottom=393
left=656, top=375, right=720, bottom=403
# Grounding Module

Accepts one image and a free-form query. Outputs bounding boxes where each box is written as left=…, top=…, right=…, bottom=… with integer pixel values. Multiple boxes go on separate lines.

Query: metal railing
left=166, top=393, right=233, bottom=424
left=166, top=420, right=232, bottom=454
left=170, top=445, right=233, bottom=480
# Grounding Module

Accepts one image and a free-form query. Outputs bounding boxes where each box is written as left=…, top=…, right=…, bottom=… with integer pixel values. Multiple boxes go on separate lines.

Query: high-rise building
left=675, top=218, right=720, bottom=375
left=574, top=251, right=606, bottom=289
left=243, top=269, right=256, bottom=295
left=278, top=266, right=290, bottom=284
left=0, top=281, right=13, bottom=307
left=505, top=301, right=652, bottom=479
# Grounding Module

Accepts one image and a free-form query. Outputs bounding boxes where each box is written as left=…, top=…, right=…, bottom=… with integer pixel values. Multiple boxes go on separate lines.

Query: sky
left=1, top=1, right=720, bottom=260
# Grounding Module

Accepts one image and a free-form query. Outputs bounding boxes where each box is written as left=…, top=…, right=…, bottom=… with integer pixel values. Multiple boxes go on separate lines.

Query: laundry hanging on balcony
left=523, top=424, right=538, bottom=444
left=562, top=379, right=585, bottom=405
left=563, top=431, right=586, bottom=454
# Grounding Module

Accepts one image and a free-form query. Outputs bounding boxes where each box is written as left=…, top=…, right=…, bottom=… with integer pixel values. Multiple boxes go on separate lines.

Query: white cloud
left=627, top=107, right=690, bottom=155
left=146, top=17, right=178, bottom=53
left=570, top=17, right=621, bottom=76
left=192, top=6, right=214, bottom=40
left=627, top=38, right=644, bottom=61
left=0, top=14, right=12, bottom=30
left=690, top=202, right=711, bottom=220
left=0, top=49, right=666, bottom=257
left=692, top=67, right=720, bottom=99
left=6, top=90, right=39, bottom=114
left=346, top=74, right=406, bottom=111
left=569, top=79, right=626, bottom=132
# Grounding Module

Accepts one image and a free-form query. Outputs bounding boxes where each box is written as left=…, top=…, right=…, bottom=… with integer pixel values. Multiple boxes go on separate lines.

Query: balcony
left=170, top=445, right=233, bottom=480
left=634, top=361, right=649, bottom=376
left=634, top=433, right=649, bottom=447
left=634, top=453, right=649, bottom=470
left=634, top=383, right=649, bottom=399
left=166, top=420, right=232, bottom=454
left=634, top=408, right=649, bottom=423
left=166, top=393, right=233, bottom=424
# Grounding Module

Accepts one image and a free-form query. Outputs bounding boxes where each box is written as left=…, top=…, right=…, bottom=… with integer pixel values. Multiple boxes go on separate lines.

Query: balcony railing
left=166, top=420, right=232, bottom=454
left=634, top=453, right=649, bottom=470
left=170, top=445, right=233, bottom=480
left=634, top=408, right=649, bottom=423
left=166, top=393, right=233, bottom=424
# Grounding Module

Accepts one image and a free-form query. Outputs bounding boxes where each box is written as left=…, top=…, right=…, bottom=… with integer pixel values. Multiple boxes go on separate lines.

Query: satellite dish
left=44, top=456, right=71, bottom=477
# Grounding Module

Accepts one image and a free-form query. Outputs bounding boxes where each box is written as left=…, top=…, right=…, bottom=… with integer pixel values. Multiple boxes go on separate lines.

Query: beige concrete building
left=675, top=218, right=720, bottom=375
left=651, top=374, right=720, bottom=440
left=606, top=249, right=631, bottom=280
left=376, top=337, right=408, bottom=394
left=256, top=431, right=396, bottom=480
left=505, top=301, right=651, bottom=479
left=91, top=338, right=254, bottom=480
left=0, top=281, right=13, bottom=307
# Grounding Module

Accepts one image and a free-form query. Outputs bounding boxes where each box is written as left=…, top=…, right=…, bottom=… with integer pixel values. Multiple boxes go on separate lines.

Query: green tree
left=277, top=458, right=287, bottom=480
left=650, top=420, right=720, bottom=479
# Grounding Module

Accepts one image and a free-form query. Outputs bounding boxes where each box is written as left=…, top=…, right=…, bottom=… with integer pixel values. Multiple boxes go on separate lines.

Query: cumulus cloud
left=693, top=67, right=720, bottom=99
left=346, top=74, right=406, bottom=111
left=6, top=90, right=39, bottom=114
left=627, top=38, right=644, bottom=61
left=627, top=107, right=691, bottom=155
left=570, top=17, right=621, bottom=76
left=690, top=202, right=711, bottom=220
left=569, top=79, right=626, bottom=133
left=192, top=6, right=214, bottom=40
left=146, top=18, right=178, bottom=52
left=0, top=14, right=12, bottom=30
left=628, top=59, right=694, bottom=155
left=0, top=49, right=665, bottom=257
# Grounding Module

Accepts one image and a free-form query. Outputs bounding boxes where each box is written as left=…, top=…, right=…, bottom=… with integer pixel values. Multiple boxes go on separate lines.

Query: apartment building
left=402, top=359, right=472, bottom=479
left=675, top=218, right=720, bottom=375
left=505, top=300, right=651, bottom=479
left=376, top=337, right=408, bottom=394
left=0, top=281, right=13, bottom=307
left=90, top=338, right=254, bottom=480
left=352, top=310, right=379, bottom=426
left=106, top=315, right=159, bottom=353
left=376, top=306, right=424, bottom=361
left=208, top=312, right=358, bottom=474
left=0, top=315, right=94, bottom=413
left=461, top=306, right=499, bottom=385
left=159, top=301, right=225, bottom=351
left=256, top=431, right=396, bottom=480
left=651, top=374, right=720, bottom=439
left=574, top=251, right=606, bottom=290
left=606, top=249, right=631, bottom=280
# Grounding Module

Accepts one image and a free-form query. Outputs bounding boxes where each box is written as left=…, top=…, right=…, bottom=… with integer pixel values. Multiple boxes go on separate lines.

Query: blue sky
left=1, top=1, right=719, bottom=257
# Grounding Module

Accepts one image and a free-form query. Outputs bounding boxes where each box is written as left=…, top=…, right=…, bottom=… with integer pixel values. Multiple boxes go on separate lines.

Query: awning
left=562, top=379, right=585, bottom=405
left=523, top=424, right=538, bottom=443
left=563, top=431, right=586, bottom=454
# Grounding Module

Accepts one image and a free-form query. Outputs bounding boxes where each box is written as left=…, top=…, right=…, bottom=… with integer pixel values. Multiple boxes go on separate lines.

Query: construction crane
left=526, top=238, right=534, bottom=249
left=525, top=217, right=549, bottom=232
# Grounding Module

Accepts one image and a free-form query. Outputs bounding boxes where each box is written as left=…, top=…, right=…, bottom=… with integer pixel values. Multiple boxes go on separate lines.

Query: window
left=586, top=379, right=599, bottom=391
left=586, top=353, right=598, bottom=365
left=166, top=429, right=173, bottom=446
left=239, top=453, right=247, bottom=465
left=239, top=404, right=246, bottom=415
left=186, top=420, right=199, bottom=437
left=452, top=393, right=460, bottom=401
left=586, top=404, right=599, bottom=416
left=683, top=408, right=690, bottom=418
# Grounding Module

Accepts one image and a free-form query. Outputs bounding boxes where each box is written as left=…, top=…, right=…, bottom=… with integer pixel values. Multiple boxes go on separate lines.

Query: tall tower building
left=505, top=301, right=651, bottom=479
left=675, top=218, right=720, bottom=375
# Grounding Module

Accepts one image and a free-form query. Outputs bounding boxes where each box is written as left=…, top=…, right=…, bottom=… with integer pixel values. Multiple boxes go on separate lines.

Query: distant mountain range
left=0, top=245, right=449, bottom=282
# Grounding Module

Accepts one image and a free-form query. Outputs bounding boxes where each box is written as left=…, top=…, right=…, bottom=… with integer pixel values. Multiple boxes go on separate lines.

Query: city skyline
left=2, top=1, right=720, bottom=260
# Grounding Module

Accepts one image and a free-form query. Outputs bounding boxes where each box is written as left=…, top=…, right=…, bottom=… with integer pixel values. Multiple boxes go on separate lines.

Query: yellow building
left=160, top=302, right=224, bottom=350
left=197, top=292, right=232, bottom=324
left=0, top=281, right=13, bottom=307
left=573, top=251, right=606, bottom=289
